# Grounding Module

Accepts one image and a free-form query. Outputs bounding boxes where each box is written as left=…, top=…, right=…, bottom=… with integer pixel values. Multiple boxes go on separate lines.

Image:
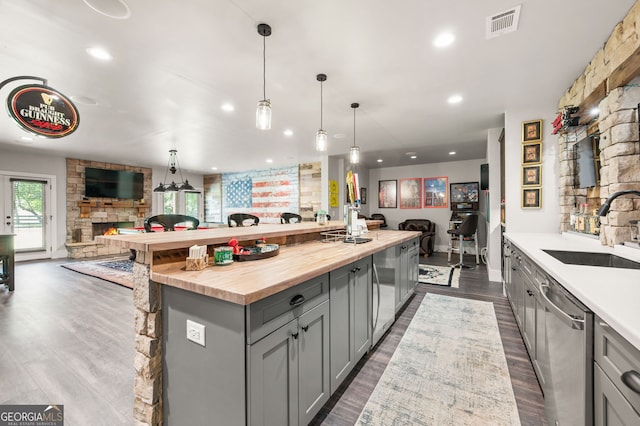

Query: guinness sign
left=7, top=84, right=79, bottom=138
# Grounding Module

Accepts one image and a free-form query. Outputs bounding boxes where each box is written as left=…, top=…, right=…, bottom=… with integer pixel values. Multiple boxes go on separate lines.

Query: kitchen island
left=97, top=222, right=421, bottom=426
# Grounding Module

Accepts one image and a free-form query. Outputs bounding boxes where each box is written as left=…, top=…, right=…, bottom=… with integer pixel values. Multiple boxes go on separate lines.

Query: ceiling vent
left=486, top=5, right=521, bottom=39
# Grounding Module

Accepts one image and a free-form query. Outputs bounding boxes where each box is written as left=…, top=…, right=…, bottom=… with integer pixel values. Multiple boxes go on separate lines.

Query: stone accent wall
left=299, top=162, right=321, bottom=221
left=66, top=158, right=152, bottom=257
left=557, top=2, right=640, bottom=246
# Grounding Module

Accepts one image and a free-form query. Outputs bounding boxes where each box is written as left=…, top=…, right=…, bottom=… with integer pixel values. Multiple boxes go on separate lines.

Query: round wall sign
left=7, top=84, right=80, bottom=138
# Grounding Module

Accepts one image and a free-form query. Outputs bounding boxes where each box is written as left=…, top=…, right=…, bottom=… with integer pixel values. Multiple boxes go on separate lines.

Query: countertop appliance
left=540, top=275, right=593, bottom=426
left=371, top=248, right=397, bottom=347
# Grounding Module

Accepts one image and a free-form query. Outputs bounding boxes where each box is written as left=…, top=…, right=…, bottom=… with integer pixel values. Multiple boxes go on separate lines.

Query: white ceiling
left=0, top=0, right=635, bottom=173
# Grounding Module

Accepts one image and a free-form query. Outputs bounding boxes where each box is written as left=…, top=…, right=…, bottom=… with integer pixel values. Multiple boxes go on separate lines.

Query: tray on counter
left=233, top=244, right=280, bottom=261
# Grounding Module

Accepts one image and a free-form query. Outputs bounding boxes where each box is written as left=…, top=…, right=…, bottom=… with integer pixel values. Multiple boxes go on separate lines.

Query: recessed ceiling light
left=449, top=151, right=456, bottom=155
left=377, top=159, right=383, bottom=163
left=283, top=129, right=294, bottom=137
left=86, top=47, right=112, bottom=61
left=266, top=159, right=273, bottom=164
left=211, top=167, right=218, bottom=170
left=447, top=94, right=463, bottom=104
left=221, top=103, right=234, bottom=112
left=410, top=155, right=417, bottom=159
left=433, top=32, right=455, bottom=48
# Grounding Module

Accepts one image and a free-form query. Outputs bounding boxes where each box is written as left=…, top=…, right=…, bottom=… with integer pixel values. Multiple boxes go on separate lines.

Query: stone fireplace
left=65, top=158, right=152, bottom=258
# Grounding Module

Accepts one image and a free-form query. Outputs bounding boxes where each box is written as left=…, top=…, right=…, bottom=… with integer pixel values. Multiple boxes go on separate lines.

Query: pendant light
left=256, top=23, right=272, bottom=130
left=350, top=103, right=360, bottom=164
left=153, top=149, right=195, bottom=192
left=315, top=73, right=328, bottom=151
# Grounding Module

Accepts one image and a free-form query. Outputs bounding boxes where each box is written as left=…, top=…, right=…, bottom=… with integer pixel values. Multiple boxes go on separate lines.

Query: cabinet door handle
left=526, top=289, right=534, bottom=296
left=301, top=325, right=309, bottom=332
left=621, top=370, right=640, bottom=394
left=290, top=331, right=299, bottom=340
left=356, top=267, right=361, bottom=271
left=351, top=268, right=357, bottom=273
left=289, top=294, right=305, bottom=306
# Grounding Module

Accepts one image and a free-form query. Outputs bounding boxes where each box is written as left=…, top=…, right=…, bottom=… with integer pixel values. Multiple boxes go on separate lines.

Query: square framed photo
left=522, top=165, right=541, bottom=186
left=423, top=176, right=448, bottom=208
left=399, top=178, right=422, bottom=209
left=522, top=187, right=542, bottom=209
left=522, top=119, right=542, bottom=142
left=378, top=180, right=397, bottom=208
left=522, top=142, right=541, bottom=165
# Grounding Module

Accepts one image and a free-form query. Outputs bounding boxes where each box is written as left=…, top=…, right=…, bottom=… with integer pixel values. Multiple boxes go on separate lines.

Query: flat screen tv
left=450, top=181, right=479, bottom=204
left=85, top=167, right=144, bottom=199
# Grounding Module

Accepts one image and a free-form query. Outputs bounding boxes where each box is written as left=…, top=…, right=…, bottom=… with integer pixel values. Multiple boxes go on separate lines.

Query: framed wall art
left=522, top=119, right=542, bottom=142
left=378, top=180, right=397, bottom=208
left=522, top=187, right=542, bottom=208
left=360, top=187, right=367, bottom=204
left=423, top=176, right=448, bottom=208
left=399, top=178, right=422, bottom=209
left=522, top=142, right=542, bottom=165
left=522, top=165, right=541, bottom=186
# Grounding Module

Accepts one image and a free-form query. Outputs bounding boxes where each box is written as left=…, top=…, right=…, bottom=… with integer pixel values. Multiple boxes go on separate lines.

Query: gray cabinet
left=395, top=238, right=419, bottom=312
left=329, top=257, right=371, bottom=394
left=248, top=300, right=330, bottom=426
left=594, top=317, right=640, bottom=425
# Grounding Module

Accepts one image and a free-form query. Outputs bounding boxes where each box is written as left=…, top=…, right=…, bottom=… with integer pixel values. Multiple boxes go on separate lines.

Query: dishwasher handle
left=621, top=370, right=640, bottom=395
left=539, top=281, right=585, bottom=330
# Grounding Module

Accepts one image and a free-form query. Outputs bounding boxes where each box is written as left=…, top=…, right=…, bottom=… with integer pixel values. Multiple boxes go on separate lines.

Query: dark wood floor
left=0, top=253, right=545, bottom=425
left=311, top=252, right=547, bottom=426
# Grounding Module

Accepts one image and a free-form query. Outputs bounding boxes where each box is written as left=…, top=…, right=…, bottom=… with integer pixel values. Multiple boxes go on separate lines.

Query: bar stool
left=447, top=214, right=479, bottom=269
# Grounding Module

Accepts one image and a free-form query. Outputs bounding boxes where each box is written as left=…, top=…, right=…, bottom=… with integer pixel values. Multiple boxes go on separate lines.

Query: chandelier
left=153, top=149, right=194, bottom=192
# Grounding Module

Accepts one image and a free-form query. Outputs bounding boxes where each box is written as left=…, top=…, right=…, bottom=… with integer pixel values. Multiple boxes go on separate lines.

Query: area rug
left=61, top=257, right=134, bottom=289
left=418, top=264, right=460, bottom=288
left=357, top=293, right=521, bottom=426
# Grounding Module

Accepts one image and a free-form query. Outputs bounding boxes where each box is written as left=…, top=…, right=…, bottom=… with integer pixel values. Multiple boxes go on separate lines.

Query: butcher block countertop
left=98, top=223, right=420, bottom=305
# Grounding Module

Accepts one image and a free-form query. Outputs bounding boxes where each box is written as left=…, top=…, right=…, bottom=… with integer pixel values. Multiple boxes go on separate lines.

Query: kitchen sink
left=542, top=249, right=640, bottom=270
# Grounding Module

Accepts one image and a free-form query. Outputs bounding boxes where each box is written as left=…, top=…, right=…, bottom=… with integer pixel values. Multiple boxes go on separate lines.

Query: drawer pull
left=301, top=325, right=309, bottom=332
left=621, top=370, right=640, bottom=394
left=290, top=331, right=299, bottom=340
left=289, top=294, right=305, bottom=307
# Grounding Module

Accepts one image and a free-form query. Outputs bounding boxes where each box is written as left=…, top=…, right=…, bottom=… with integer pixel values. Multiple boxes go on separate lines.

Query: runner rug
left=357, top=293, right=521, bottom=426
left=61, top=257, right=134, bottom=289
left=418, top=264, right=460, bottom=288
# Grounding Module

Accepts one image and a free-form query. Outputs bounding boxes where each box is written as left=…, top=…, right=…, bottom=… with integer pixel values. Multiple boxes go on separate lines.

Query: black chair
left=280, top=212, right=302, bottom=224
left=369, top=213, right=388, bottom=228
left=447, top=214, right=478, bottom=268
left=144, top=214, right=200, bottom=232
left=399, top=219, right=436, bottom=256
left=228, top=213, right=259, bottom=227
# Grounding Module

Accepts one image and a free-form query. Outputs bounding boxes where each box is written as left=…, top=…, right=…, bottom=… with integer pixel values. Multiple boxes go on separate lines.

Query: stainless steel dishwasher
left=539, top=275, right=593, bottom=426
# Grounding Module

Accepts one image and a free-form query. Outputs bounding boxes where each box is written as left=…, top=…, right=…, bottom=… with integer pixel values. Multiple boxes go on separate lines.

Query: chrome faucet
left=597, top=190, right=640, bottom=216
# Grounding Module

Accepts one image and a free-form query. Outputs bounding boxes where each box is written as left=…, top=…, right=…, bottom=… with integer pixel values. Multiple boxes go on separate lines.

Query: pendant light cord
left=353, top=107, right=356, bottom=148
left=320, top=81, right=323, bottom=128
left=262, top=35, right=266, bottom=101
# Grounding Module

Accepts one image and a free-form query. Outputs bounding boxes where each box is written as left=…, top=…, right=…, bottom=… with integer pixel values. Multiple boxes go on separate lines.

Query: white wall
left=368, top=158, right=487, bottom=253
left=504, top=105, right=560, bottom=233
left=0, top=148, right=67, bottom=258
left=486, top=128, right=503, bottom=282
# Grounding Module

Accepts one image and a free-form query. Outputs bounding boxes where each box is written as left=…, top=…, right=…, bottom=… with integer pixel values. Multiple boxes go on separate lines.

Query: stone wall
left=557, top=2, right=640, bottom=246
left=66, top=158, right=152, bottom=258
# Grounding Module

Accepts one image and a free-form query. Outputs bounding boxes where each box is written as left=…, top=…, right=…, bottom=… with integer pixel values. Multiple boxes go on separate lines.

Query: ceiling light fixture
left=448, top=94, right=463, bottom=104
left=86, top=47, right=112, bottom=61
left=434, top=32, right=455, bottom=48
left=221, top=103, right=234, bottom=112
left=153, top=149, right=194, bottom=192
left=283, top=129, right=293, bottom=137
left=449, top=151, right=456, bottom=155
left=349, top=103, right=360, bottom=164
left=256, top=23, right=272, bottom=130
left=315, top=73, right=328, bottom=152
left=377, top=159, right=383, bottom=163
left=410, top=155, right=417, bottom=159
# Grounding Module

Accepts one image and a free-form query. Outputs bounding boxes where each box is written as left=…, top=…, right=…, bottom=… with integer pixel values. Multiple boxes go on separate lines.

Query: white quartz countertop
left=504, top=232, right=640, bottom=350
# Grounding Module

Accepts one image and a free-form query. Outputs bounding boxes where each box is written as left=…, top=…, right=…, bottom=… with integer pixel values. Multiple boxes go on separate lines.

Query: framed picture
left=449, top=181, right=479, bottom=203
left=522, top=142, right=541, bottom=165
left=360, top=187, right=367, bottom=204
left=522, top=187, right=542, bottom=208
left=522, top=165, right=541, bottom=186
left=522, top=119, right=542, bottom=142
left=423, top=176, right=448, bottom=208
left=399, top=178, right=422, bottom=209
left=378, top=180, right=397, bottom=208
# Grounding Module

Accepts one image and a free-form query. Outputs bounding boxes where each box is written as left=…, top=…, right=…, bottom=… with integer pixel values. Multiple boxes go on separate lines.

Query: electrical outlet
left=186, top=320, right=205, bottom=346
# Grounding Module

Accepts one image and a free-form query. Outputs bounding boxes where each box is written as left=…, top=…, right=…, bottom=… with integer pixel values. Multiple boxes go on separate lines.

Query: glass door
left=1, top=175, right=52, bottom=259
